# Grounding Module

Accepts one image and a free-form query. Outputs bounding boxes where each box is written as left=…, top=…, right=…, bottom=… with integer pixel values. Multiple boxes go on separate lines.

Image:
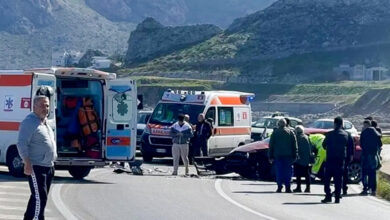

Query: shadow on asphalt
left=342, top=193, right=361, bottom=197
left=241, top=183, right=277, bottom=186
left=294, top=193, right=361, bottom=198
left=54, top=176, right=113, bottom=184
left=141, top=158, right=173, bottom=166
left=233, top=191, right=278, bottom=194
left=0, top=170, right=28, bottom=182
left=0, top=170, right=112, bottom=184
left=283, top=202, right=324, bottom=205
left=293, top=193, right=324, bottom=197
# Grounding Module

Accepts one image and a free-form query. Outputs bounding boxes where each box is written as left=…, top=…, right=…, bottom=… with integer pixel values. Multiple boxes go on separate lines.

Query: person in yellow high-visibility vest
left=309, top=134, right=326, bottom=176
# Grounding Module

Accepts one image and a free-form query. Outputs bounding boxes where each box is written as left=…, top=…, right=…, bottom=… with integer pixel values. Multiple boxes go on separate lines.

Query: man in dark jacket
left=371, top=120, right=383, bottom=136
left=293, top=125, right=313, bottom=193
left=194, top=113, right=212, bottom=156
left=269, top=119, right=298, bottom=193
left=360, top=120, right=382, bottom=196
left=341, top=129, right=355, bottom=196
left=321, top=117, right=354, bottom=204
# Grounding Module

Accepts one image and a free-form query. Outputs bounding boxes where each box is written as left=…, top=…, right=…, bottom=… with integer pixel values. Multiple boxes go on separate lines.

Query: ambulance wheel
left=68, top=167, right=91, bottom=179
left=7, top=147, right=25, bottom=177
left=142, top=153, right=153, bottom=162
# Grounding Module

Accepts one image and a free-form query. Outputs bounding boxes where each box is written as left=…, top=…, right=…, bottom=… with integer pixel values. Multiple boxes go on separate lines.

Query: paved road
left=1, top=145, right=389, bottom=220
left=0, top=167, right=64, bottom=220
left=52, top=159, right=390, bottom=220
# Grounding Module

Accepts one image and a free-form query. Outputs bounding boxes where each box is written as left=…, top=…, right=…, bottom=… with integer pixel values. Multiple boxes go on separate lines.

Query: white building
left=90, top=56, right=112, bottom=69
left=51, top=50, right=83, bottom=67
left=334, top=64, right=388, bottom=81
left=51, top=51, right=68, bottom=67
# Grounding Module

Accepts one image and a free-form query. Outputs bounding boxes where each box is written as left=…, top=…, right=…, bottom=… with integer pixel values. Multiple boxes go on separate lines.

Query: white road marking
left=51, top=183, right=79, bottom=220
left=0, top=214, right=57, bottom=220
left=0, top=205, right=26, bottom=211
left=0, top=214, right=24, bottom=220
left=0, top=205, right=52, bottom=212
left=0, top=197, right=26, bottom=202
left=50, top=168, right=126, bottom=220
left=0, top=191, right=28, bottom=196
left=214, top=179, right=279, bottom=220
left=0, top=185, right=29, bottom=190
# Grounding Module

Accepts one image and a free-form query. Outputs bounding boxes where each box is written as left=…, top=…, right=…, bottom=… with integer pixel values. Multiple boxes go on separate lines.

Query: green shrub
left=382, top=136, right=390, bottom=145
left=377, top=172, right=390, bottom=201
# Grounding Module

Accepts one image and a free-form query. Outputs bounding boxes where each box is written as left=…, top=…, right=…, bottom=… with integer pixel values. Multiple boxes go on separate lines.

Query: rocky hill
left=0, top=0, right=274, bottom=69
left=226, top=0, right=390, bottom=59
left=85, top=0, right=276, bottom=28
left=125, top=18, right=222, bottom=66
left=0, top=0, right=134, bottom=69
left=125, top=0, right=390, bottom=82
left=0, top=0, right=60, bottom=34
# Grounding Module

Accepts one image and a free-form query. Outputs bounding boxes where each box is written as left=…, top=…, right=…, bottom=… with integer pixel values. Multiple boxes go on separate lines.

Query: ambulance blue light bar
left=240, top=94, right=255, bottom=103
left=247, top=95, right=255, bottom=102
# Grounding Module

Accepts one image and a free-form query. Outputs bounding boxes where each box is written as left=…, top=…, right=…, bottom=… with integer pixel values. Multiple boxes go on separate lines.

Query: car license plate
left=156, top=149, right=166, bottom=153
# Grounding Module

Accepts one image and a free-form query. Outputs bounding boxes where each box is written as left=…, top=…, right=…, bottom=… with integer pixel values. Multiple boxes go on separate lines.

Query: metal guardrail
left=382, top=131, right=390, bottom=136
left=357, top=131, right=390, bottom=136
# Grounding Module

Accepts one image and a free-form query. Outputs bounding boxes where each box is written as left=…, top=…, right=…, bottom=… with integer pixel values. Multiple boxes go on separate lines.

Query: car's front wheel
left=348, top=162, right=361, bottom=184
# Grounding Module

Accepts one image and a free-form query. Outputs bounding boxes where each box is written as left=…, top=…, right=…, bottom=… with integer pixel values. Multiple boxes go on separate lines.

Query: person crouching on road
left=268, top=118, right=298, bottom=193
left=170, top=114, right=193, bottom=176
left=321, top=116, right=353, bottom=204
left=360, top=120, right=382, bottom=196
left=17, top=96, right=57, bottom=220
left=293, top=125, right=313, bottom=193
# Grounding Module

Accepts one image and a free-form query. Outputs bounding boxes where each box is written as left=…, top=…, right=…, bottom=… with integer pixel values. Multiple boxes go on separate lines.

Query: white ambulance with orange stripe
left=0, top=68, right=137, bottom=179
left=140, top=89, right=255, bottom=161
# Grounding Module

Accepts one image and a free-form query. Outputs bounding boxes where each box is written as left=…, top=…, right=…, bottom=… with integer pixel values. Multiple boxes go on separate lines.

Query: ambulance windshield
left=149, top=103, right=205, bottom=125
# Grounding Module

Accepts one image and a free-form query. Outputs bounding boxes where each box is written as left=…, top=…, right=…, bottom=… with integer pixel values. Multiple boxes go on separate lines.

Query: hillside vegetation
left=123, top=0, right=390, bottom=83
left=0, top=0, right=134, bottom=69
left=0, top=0, right=275, bottom=69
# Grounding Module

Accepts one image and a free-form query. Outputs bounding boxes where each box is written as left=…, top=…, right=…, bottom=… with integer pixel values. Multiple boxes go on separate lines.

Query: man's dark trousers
left=194, top=139, right=208, bottom=156
left=24, top=165, right=55, bottom=220
left=342, top=160, right=350, bottom=193
left=274, top=158, right=294, bottom=189
left=324, top=158, right=344, bottom=199
left=361, top=155, right=377, bottom=192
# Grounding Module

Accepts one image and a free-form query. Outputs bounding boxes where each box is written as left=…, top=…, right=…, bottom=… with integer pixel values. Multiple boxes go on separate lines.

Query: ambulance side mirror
left=137, top=95, right=143, bottom=110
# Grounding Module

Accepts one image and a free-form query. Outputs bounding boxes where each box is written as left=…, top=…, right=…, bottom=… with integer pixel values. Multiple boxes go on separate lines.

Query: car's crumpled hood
left=231, top=140, right=270, bottom=153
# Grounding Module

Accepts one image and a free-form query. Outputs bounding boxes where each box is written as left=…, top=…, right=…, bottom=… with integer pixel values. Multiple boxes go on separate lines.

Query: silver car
left=251, top=116, right=302, bottom=141
left=310, top=119, right=358, bottom=136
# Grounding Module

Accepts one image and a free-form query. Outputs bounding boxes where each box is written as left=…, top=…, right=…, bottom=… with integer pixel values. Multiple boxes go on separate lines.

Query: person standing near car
left=341, top=127, right=355, bottom=196
left=360, top=120, right=382, bottom=196
left=371, top=120, right=383, bottom=136
left=170, top=114, right=193, bottom=175
left=184, top=114, right=195, bottom=164
left=321, top=117, right=353, bottom=204
left=293, top=125, right=313, bottom=193
left=309, top=133, right=326, bottom=177
left=269, top=118, right=298, bottom=193
left=17, top=96, right=57, bottom=220
left=194, top=113, right=212, bottom=157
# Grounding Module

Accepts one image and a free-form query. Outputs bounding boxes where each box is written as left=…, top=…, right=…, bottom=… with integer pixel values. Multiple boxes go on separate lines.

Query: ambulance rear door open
left=31, top=72, right=57, bottom=133
left=105, top=79, right=137, bottom=161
